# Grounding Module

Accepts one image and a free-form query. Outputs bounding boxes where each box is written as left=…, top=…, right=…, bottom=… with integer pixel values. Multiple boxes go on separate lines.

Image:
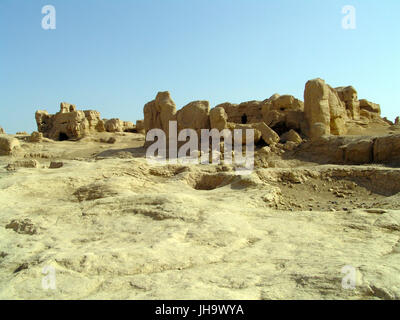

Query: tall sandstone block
left=176, top=101, right=211, bottom=135
left=335, top=86, right=360, bottom=120
left=304, top=79, right=348, bottom=139
left=144, top=91, right=177, bottom=137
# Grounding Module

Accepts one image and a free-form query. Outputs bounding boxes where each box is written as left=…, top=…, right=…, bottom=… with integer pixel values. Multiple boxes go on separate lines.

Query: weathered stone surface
left=382, top=117, right=394, bottom=125
left=282, top=141, right=299, bottom=151
left=49, top=161, right=64, bottom=169
left=123, top=121, right=136, bottom=133
left=143, top=93, right=278, bottom=148
left=280, top=129, right=302, bottom=144
left=105, top=118, right=124, bottom=132
left=304, top=79, right=331, bottom=138
left=346, top=100, right=360, bottom=120
left=96, top=120, right=106, bottom=132
left=326, top=87, right=348, bottom=136
left=207, top=106, right=279, bottom=146
left=176, top=101, right=210, bottom=134
left=395, top=117, right=400, bottom=125
left=157, top=92, right=177, bottom=134
left=84, top=110, right=103, bottom=131
left=0, top=127, right=4, bottom=134
left=262, top=94, right=303, bottom=114
left=35, top=110, right=54, bottom=134
left=260, top=94, right=305, bottom=134
left=335, top=86, right=359, bottom=120
left=335, top=86, right=357, bottom=102
left=144, top=91, right=177, bottom=136
left=304, top=79, right=348, bottom=139
left=360, top=109, right=374, bottom=120
left=252, top=122, right=280, bottom=145
left=285, top=111, right=305, bottom=131
left=334, top=86, right=384, bottom=123
left=214, top=103, right=237, bottom=123
left=210, top=107, right=229, bottom=131
left=136, top=120, right=145, bottom=134
left=35, top=103, right=91, bottom=140
left=261, top=95, right=277, bottom=118
left=296, top=136, right=353, bottom=164
left=342, top=139, right=374, bottom=164
left=50, top=110, right=90, bottom=140
left=359, top=99, right=381, bottom=121
left=147, top=111, right=164, bottom=130
left=310, top=122, right=329, bottom=139
left=233, top=124, right=262, bottom=144
left=28, top=131, right=43, bottom=143
left=216, top=101, right=264, bottom=124
left=36, top=103, right=135, bottom=140
left=263, top=110, right=286, bottom=128
left=142, top=80, right=386, bottom=151
left=6, top=160, right=39, bottom=171
left=0, top=136, right=20, bottom=155
left=374, top=134, right=400, bottom=164
left=296, top=134, right=400, bottom=165
left=272, top=95, right=304, bottom=112
left=60, top=102, right=77, bottom=113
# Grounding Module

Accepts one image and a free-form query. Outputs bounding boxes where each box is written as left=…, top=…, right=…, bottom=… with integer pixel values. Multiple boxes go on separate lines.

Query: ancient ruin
left=35, top=102, right=143, bottom=140
left=143, top=78, right=385, bottom=144
left=1, top=78, right=400, bottom=300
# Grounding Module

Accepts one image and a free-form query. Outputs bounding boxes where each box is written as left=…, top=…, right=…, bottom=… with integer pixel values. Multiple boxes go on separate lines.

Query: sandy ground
left=0, top=132, right=399, bottom=300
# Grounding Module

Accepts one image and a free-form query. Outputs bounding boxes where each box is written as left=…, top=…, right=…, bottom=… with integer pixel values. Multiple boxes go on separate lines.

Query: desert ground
left=1, top=124, right=400, bottom=300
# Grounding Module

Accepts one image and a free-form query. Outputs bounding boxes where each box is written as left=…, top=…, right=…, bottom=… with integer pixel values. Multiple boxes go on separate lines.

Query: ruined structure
left=29, top=78, right=385, bottom=143
left=35, top=102, right=141, bottom=140
left=0, top=135, right=20, bottom=156
left=143, top=78, right=385, bottom=145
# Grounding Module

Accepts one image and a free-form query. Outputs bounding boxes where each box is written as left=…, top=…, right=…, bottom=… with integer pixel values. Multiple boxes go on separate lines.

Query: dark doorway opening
left=59, top=132, right=69, bottom=141
left=271, top=123, right=290, bottom=136
left=241, top=114, right=248, bottom=124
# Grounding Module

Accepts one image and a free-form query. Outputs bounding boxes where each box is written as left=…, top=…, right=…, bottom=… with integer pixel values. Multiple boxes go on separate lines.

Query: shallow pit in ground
left=185, top=172, right=235, bottom=190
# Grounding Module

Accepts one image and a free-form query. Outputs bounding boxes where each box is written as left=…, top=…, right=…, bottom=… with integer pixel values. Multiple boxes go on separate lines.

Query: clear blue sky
left=1, top=0, right=399, bottom=133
